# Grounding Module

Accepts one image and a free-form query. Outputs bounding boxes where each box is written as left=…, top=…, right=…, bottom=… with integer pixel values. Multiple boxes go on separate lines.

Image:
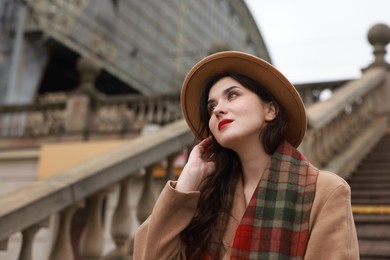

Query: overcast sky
left=244, top=0, right=390, bottom=84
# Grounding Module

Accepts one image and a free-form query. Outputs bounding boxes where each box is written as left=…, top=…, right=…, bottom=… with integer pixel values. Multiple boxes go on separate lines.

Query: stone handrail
left=301, top=67, right=389, bottom=178
left=0, top=120, right=194, bottom=259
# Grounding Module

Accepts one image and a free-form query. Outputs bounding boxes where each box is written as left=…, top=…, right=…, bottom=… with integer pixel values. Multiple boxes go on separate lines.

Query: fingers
left=198, top=136, right=213, bottom=150
left=188, top=136, right=214, bottom=163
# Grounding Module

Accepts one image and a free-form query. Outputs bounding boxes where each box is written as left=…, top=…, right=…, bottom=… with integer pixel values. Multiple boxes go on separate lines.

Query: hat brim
left=180, top=51, right=306, bottom=148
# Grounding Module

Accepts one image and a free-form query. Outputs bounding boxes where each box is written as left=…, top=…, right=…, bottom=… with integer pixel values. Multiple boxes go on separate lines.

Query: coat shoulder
left=316, top=170, right=350, bottom=193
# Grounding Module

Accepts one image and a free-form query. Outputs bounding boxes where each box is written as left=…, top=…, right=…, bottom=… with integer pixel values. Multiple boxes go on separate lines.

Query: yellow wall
left=37, top=140, right=126, bottom=179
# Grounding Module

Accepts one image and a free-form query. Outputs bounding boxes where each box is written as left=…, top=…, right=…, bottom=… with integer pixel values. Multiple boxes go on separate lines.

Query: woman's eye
left=208, top=104, right=216, bottom=114
left=228, top=92, right=238, bottom=100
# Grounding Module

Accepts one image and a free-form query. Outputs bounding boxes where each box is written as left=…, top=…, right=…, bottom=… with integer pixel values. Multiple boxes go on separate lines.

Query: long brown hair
left=181, top=72, right=288, bottom=259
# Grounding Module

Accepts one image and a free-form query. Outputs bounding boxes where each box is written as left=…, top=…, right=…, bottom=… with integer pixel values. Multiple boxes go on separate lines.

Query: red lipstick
left=218, top=119, right=233, bottom=131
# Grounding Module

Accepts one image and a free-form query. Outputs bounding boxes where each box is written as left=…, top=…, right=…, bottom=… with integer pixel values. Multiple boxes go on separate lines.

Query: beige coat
left=134, top=170, right=359, bottom=260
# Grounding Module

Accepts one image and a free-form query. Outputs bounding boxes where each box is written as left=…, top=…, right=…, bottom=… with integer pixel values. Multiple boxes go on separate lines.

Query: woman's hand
left=176, top=137, right=216, bottom=192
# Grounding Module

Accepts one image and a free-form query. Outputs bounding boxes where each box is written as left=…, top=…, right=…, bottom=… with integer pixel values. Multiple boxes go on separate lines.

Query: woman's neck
left=236, top=143, right=271, bottom=188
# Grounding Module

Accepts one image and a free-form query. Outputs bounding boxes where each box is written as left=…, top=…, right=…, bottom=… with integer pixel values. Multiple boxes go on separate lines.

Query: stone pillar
left=64, top=56, right=102, bottom=140
left=364, top=23, right=390, bottom=116
left=364, top=23, right=390, bottom=70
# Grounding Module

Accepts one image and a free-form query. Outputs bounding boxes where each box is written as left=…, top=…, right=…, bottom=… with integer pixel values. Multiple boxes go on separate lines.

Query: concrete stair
left=347, top=132, right=390, bottom=259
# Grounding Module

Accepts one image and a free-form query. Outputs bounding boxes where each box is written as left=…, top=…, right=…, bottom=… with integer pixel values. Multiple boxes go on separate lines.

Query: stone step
left=354, top=214, right=390, bottom=224
left=349, top=183, right=390, bottom=190
left=354, top=169, right=390, bottom=177
left=352, top=198, right=390, bottom=205
left=352, top=190, right=390, bottom=197
left=348, top=133, right=390, bottom=259
left=356, top=224, right=390, bottom=239
left=363, top=154, right=390, bottom=162
left=357, top=164, right=390, bottom=169
left=359, top=239, right=390, bottom=259
left=348, top=176, right=390, bottom=182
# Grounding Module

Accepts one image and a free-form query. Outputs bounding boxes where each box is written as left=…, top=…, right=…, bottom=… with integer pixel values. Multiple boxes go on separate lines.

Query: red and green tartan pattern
left=230, top=141, right=319, bottom=259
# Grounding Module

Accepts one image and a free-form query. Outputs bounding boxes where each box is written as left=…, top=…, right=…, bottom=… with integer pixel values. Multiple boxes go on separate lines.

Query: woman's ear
left=265, top=102, right=277, bottom=122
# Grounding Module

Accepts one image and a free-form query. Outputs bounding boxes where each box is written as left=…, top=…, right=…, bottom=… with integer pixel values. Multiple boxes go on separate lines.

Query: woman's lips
left=218, top=119, right=233, bottom=130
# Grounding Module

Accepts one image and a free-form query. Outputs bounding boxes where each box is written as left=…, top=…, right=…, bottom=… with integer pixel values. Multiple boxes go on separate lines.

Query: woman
left=134, top=51, right=359, bottom=259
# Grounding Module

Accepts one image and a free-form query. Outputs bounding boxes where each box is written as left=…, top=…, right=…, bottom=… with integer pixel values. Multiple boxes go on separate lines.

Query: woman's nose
left=213, top=104, right=227, bottom=116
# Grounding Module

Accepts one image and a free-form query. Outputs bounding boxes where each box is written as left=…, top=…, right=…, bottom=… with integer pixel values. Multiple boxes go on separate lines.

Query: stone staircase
left=347, top=132, right=390, bottom=259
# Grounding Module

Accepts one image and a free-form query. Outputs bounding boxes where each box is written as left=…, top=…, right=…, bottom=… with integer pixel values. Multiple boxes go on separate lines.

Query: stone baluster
left=339, top=112, right=349, bottom=145
left=163, top=100, right=172, bottom=123
left=49, top=203, right=83, bottom=260
left=303, top=88, right=313, bottom=106
left=365, top=94, right=375, bottom=120
left=146, top=101, right=154, bottom=123
left=334, top=117, right=345, bottom=153
left=346, top=110, right=355, bottom=139
left=166, top=101, right=173, bottom=122
left=10, top=112, right=20, bottom=136
left=311, top=129, right=322, bottom=166
left=328, top=119, right=340, bottom=154
left=302, top=131, right=315, bottom=165
left=104, top=176, right=133, bottom=259
left=122, top=104, right=135, bottom=132
left=135, top=102, right=146, bottom=130
left=321, top=126, right=333, bottom=162
left=359, top=97, right=368, bottom=123
left=137, top=165, right=156, bottom=224
left=155, top=100, right=163, bottom=124
left=79, top=190, right=108, bottom=260
left=118, top=104, right=129, bottom=134
left=351, top=104, right=361, bottom=134
left=19, top=218, right=49, bottom=260
left=18, top=226, right=39, bottom=260
left=314, top=130, right=326, bottom=166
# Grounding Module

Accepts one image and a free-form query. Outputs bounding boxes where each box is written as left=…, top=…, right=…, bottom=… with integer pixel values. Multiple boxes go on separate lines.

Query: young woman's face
left=207, top=76, right=276, bottom=150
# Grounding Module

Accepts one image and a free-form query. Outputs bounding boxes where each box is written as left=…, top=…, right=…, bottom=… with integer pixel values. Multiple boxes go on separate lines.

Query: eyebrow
left=207, top=86, right=239, bottom=105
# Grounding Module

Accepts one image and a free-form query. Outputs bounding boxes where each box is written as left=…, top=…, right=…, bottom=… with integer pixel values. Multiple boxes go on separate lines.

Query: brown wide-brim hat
left=180, top=51, right=306, bottom=148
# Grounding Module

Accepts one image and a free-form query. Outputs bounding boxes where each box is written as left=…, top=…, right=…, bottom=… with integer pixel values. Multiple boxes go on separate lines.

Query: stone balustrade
left=301, top=67, right=389, bottom=178
left=0, top=120, right=194, bottom=259
left=92, top=95, right=181, bottom=135
left=0, top=94, right=181, bottom=140
left=0, top=102, right=66, bottom=137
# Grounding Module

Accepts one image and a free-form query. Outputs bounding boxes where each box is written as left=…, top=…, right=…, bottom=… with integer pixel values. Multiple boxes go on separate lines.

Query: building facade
left=0, top=0, right=271, bottom=104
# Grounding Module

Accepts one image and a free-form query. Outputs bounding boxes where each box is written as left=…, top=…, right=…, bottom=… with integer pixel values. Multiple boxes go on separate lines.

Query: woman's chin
left=215, top=135, right=239, bottom=150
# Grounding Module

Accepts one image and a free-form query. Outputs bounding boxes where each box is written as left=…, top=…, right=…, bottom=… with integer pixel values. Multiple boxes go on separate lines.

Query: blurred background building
left=0, top=0, right=269, bottom=103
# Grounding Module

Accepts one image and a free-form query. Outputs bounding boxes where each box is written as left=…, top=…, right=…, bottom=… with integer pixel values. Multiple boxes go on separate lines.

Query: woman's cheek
left=208, top=118, right=217, bottom=136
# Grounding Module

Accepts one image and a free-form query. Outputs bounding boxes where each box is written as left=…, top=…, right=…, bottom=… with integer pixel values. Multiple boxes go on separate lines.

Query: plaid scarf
left=205, top=141, right=319, bottom=259
left=229, top=141, right=319, bottom=259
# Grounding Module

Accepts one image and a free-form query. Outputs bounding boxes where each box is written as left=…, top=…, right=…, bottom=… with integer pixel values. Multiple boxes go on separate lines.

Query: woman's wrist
left=176, top=163, right=206, bottom=192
